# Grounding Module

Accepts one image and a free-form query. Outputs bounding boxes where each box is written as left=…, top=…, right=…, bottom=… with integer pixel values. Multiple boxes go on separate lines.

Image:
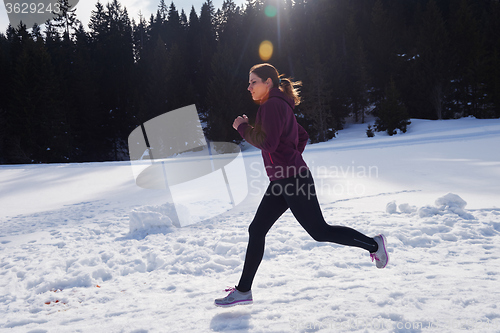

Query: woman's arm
left=236, top=103, right=284, bottom=152
left=233, top=115, right=249, bottom=130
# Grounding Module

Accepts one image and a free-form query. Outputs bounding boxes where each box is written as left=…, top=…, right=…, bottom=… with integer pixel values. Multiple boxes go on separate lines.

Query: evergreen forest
left=0, top=0, right=499, bottom=163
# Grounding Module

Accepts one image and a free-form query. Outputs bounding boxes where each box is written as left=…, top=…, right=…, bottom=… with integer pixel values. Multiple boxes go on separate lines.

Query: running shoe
left=371, top=234, right=389, bottom=269
left=214, top=287, right=253, bottom=307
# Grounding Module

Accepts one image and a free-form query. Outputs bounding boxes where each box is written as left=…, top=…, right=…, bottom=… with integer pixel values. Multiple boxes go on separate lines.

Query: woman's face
left=248, top=72, right=271, bottom=101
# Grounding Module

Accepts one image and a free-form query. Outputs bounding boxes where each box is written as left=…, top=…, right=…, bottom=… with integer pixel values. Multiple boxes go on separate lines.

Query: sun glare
left=259, top=40, right=274, bottom=61
left=265, top=5, right=278, bottom=17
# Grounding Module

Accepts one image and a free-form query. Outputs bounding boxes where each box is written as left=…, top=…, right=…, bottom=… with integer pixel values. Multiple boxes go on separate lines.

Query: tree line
left=0, top=0, right=499, bottom=164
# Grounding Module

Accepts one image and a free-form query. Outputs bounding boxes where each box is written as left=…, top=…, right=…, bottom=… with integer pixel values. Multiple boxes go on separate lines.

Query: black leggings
left=237, top=170, right=378, bottom=292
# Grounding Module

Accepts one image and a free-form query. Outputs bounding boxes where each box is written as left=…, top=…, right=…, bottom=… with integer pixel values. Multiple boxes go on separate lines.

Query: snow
left=1, top=117, right=500, bottom=332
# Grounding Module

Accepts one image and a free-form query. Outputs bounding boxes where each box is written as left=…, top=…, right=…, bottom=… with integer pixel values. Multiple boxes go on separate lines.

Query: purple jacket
left=238, top=88, right=309, bottom=181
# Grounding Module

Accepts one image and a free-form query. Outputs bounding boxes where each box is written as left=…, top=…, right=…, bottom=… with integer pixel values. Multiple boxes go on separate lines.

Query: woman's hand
left=233, top=114, right=249, bottom=130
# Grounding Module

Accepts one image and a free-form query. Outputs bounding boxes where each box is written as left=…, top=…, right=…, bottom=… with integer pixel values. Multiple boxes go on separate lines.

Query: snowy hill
left=1, top=117, right=500, bottom=332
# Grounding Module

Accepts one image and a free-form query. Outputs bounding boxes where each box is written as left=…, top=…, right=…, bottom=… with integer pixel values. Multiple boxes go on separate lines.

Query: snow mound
left=33, top=274, right=93, bottom=294
left=423, top=193, right=475, bottom=219
left=387, top=193, right=475, bottom=220
left=129, top=203, right=181, bottom=235
left=398, top=203, right=418, bottom=214
left=386, top=201, right=397, bottom=214
left=386, top=201, right=418, bottom=214
left=435, top=193, right=467, bottom=210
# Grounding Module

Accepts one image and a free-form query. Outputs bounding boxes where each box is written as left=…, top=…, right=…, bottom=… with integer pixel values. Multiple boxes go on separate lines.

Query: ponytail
left=278, top=76, right=302, bottom=106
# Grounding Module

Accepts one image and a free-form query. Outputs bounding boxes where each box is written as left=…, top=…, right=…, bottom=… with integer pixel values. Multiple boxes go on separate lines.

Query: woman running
left=214, top=63, right=388, bottom=307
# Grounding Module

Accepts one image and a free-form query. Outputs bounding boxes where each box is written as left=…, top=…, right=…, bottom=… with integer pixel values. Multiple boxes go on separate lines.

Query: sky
left=1, top=0, right=246, bottom=33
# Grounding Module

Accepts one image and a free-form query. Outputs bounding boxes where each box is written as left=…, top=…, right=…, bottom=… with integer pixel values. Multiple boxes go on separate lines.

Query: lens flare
left=259, top=40, right=273, bottom=61
left=265, top=5, right=277, bottom=17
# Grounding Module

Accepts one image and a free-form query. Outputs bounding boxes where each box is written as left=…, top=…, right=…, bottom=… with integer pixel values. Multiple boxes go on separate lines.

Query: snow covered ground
left=1, top=117, right=500, bottom=333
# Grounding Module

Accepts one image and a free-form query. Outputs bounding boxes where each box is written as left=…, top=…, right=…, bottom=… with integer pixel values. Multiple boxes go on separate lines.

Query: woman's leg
left=236, top=183, right=289, bottom=292
left=278, top=171, right=378, bottom=252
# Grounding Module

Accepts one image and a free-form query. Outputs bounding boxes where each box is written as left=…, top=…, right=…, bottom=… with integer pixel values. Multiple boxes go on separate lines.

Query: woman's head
left=248, top=63, right=302, bottom=106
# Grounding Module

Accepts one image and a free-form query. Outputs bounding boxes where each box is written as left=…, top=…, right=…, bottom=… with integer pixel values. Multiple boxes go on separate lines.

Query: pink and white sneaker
left=214, top=287, right=253, bottom=307
left=371, top=234, right=389, bottom=269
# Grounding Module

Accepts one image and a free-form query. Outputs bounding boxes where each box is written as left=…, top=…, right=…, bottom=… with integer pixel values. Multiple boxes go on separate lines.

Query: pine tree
left=205, top=43, right=247, bottom=143
left=413, top=0, right=451, bottom=119
left=186, top=6, right=201, bottom=104
left=368, top=0, right=399, bottom=103
left=88, top=1, right=107, bottom=44
left=448, top=0, right=486, bottom=118
left=53, top=0, right=80, bottom=39
left=0, top=31, right=10, bottom=163
left=483, top=0, right=500, bottom=117
left=148, top=36, right=169, bottom=115
left=45, top=0, right=86, bottom=161
left=158, top=0, right=168, bottom=22
left=0, top=30, right=10, bottom=109
left=197, top=1, right=217, bottom=112
left=166, top=2, right=183, bottom=50
left=215, top=0, right=241, bottom=45
left=180, top=9, right=188, bottom=29
left=166, top=42, right=195, bottom=110
left=375, top=78, right=411, bottom=136
left=366, top=124, right=375, bottom=138
left=290, top=0, right=344, bottom=142
left=69, top=23, right=101, bottom=161
left=89, top=0, right=135, bottom=160
left=132, top=12, right=148, bottom=62
left=8, top=23, right=64, bottom=162
left=301, top=57, right=335, bottom=142
left=344, top=6, right=370, bottom=123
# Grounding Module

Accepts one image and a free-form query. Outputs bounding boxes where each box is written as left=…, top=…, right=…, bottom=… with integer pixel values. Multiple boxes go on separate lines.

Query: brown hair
left=249, top=63, right=302, bottom=106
